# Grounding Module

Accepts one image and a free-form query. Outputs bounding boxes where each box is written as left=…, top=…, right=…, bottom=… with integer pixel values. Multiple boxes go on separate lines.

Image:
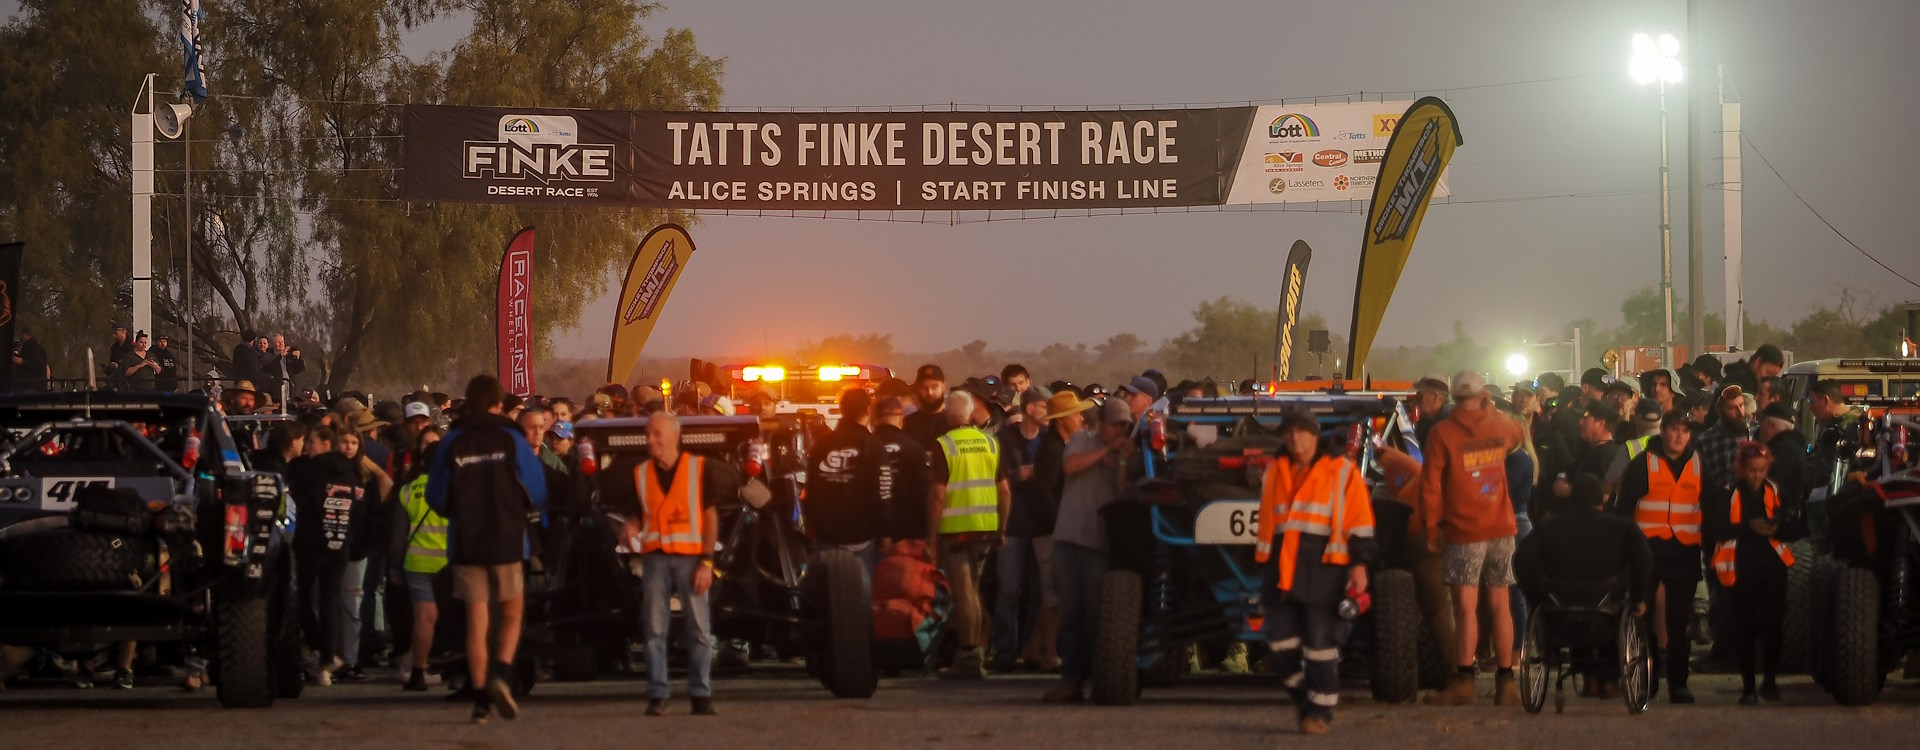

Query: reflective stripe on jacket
left=400, top=475, right=449, bottom=574
left=636, top=455, right=706, bottom=556
left=937, top=426, right=1001, bottom=535
left=1635, top=452, right=1703, bottom=546
left=1255, top=454, right=1375, bottom=592
left=1711, top=481, right=1795, bottom=587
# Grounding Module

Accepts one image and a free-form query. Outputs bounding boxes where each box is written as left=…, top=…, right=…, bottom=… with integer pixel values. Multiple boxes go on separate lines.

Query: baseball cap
left=549, top=421, right=575, bottom=441
left=1633, top=398, right=1663, bottom=424
left=1718, top=383, right=1743, bottom=401
left=404, top=401, right=432, bottom=420
left=1581, top=367, right=1609, bottom=390
left=1119, top=375, right=1161, bottom=399
left=1099, top=396, right=1131, bottom=424
left=913, top=364, right=945, bottom=384
left=1761, top=401, right=1797, bottom=426
left=1019, top=387, right=1052, bottom=407
left=1692, top=354, right=1724, bottom=381
left=1449, top=370, right=1485, bottom=399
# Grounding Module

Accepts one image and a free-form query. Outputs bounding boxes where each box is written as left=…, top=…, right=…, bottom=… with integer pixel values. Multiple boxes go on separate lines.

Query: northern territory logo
left=464, top=114, right=615, bottom=192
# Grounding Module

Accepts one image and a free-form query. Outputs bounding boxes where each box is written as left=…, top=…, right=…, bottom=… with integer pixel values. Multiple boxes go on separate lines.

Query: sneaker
left=71, top=670, right=93, bottom=690
left=112, top=668, right=134, bottom=690
left=470, top=702, right=492, bottom=725
left=1759, top=682, right=1781, bottom=703
left=486, top=673, right=519, bottom=720
left=691, top=696, right=717, bottom=716
left=1424, top=672, right=1477, bottom=706
left=403, top=669, right=428, bottom=692
left=1739, top=690, right=1759, bottom=706
left=645, top=698, right=669, bottom=716
left=1299, top=716, right=1331, bottom=736
left=335, top=666, right=371, bottom=683
left=312, top=668, right=332, bottom=687
left=1041, top=681, right=1084, bottom=704
left=1669, top=685, right=1695, bottom=704
left=1494, top=671, right=1520, bottom=705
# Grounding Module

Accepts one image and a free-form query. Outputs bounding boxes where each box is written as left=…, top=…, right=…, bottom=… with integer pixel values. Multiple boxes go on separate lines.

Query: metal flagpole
left=1658, top=78, right=1676, bottom=369
left=184, top=119, right=194, bottom=384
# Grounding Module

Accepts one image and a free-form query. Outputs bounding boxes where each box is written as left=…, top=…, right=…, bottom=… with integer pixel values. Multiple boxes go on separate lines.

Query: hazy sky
left=15, top=0, right=1920, bottom=365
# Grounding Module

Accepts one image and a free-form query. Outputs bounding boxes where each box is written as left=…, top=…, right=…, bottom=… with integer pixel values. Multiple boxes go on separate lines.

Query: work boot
left=645, top=698, right=669, bottom=716
left=1220, top=642, right=1251, bottom=674
left=939, top=648, right=986, bottom=680
left=1425, top=671, right=1477, bottom=706
left=1495, top=670, right=1520, bottom=705
left=1041, top=680, right=1084, bottom=704
left=691, top=696, right=718, bottom=716
left=1668, top=684, right=1695, bottom=704
left=1299, top=716, right=1331, bottom=736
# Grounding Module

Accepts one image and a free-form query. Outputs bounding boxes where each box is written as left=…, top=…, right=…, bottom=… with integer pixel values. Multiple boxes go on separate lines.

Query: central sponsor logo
left=463, top=114, right=615, bottom=184
left=623, top=239, right=681, bottom=324
left=1263, top=151, right=1305, bottom=173
left=1313, top=149, right=1349, bottom=168
left=1267, top=113, right=1319, bottom=140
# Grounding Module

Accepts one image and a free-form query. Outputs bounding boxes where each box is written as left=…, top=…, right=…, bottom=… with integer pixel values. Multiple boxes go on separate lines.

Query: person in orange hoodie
left=1420, top=371, right=1524, bottom=706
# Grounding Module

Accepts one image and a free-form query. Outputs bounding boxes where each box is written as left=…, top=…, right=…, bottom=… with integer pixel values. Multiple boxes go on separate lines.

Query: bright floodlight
left=1504, top=353, right=1530, bottom=378
left=1630, top=31, right=1682, bottom=85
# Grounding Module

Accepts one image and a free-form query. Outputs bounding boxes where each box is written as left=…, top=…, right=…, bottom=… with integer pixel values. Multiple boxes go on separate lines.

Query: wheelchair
left=1517, top=591, right=1653, bottom=714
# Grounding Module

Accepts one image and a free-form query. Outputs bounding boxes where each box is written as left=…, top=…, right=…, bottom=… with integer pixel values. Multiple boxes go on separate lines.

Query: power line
left=1742, top=134, right=1920, bottom=289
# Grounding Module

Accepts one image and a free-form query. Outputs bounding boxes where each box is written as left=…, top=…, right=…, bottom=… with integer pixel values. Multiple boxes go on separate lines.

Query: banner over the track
left=403, top=103, right=1446, bottom=211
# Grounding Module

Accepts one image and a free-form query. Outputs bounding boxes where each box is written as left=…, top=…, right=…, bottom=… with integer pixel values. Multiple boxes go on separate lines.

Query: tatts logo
left=1267, top=113, right=1319, bottom=140
left=1313, top=150, right=1349, bottom=168
left=622, top=239, right=680, bottom=324
left=464, top=114, right=615, bottom=183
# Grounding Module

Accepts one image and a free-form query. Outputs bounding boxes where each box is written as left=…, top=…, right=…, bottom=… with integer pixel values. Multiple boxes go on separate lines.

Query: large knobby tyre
left=215, top=593, right=275, bottom=708
left=1091, top=569, right=1143, bottom=706
left=1778, top=541, right=1827, bottom=674
left=0, top=529, right=155, bottom=591
left=1829, top=567, right=1882, bottom=706
left=814, top=549, right=877, bottom=698
left=1809, top=561, right=1841, bottom=689
left=1368, top=569, right=1421, bottom=703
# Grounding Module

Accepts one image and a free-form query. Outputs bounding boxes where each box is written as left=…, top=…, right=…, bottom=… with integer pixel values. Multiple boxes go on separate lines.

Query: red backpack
left=871, top=540, right=948, bottom=646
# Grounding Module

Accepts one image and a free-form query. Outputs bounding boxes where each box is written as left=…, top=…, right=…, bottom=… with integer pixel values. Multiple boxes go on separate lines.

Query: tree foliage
left=0, top=0, right=722, bottom=391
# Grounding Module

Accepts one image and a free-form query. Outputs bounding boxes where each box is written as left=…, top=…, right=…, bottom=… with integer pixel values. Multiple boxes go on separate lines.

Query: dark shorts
left=938, top=538, right=994, bottom=585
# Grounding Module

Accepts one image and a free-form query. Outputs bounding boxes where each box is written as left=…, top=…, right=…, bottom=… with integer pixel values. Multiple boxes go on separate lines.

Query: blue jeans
left=641, top=553, right=714, bottom=699
left=991, top=537, right=1039, bottom=661
left=1509, top=506, right=1534, bottom=646
left=338, top=558, right=367, bottom=668
left=1052, top=541, right=1108, bottom=682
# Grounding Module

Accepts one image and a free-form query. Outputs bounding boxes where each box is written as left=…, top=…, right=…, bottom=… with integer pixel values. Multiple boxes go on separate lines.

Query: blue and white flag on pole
left=180, top=0, right=207, bottom=102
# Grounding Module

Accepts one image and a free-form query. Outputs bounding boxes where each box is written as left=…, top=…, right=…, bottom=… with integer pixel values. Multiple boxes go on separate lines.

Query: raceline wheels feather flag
left=496, top=227, right=535, bottom=397
left=1346, top=97, right=1462, bottom=378
left=607, top=225, right=697, bottom=386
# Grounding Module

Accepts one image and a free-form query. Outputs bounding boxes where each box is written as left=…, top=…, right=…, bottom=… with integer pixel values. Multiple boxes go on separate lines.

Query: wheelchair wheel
left=1619, top=609, right=1652, bottom=715
left=1519, top=609, right=1549, bottom=714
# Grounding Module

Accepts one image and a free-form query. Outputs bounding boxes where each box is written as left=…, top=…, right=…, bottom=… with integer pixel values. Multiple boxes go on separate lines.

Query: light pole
left=1631, top=33, right=1683, bottom=368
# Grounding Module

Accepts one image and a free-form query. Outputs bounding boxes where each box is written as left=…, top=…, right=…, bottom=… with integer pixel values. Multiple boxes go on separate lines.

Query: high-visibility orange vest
left=1255, top=454, right=1375, bottom=592
left=1710, top=482, right=1795, bottom=587
left=1634, top=452, right=1704, bottom=546
left=634, top=455, right=706, bottom=556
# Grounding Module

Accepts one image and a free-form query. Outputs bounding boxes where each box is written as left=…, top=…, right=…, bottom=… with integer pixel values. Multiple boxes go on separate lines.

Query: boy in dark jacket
left=426, top=375, right=547, bottom=724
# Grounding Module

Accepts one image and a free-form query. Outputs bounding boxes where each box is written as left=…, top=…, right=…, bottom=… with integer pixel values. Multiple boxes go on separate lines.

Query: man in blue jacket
left=427, top=375, right=547, bottom=725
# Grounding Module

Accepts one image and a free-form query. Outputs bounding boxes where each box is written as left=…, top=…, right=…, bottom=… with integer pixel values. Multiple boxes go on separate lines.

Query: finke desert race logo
left=464, top=115, right=615, bottom=189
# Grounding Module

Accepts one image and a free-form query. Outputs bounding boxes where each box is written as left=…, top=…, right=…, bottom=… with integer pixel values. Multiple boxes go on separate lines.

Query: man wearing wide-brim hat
left=223, top=380, right=269, bottom=415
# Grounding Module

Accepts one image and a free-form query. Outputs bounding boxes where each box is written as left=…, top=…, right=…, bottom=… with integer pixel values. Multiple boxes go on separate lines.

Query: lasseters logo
left=464, top=114, right=615, bottom=184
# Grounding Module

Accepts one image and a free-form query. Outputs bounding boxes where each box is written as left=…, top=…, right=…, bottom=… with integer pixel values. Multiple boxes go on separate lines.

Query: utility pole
left=1687, top=0, right=1705, bottom=358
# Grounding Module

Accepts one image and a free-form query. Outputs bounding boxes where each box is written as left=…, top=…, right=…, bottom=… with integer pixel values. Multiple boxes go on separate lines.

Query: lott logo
left=1313, top=150, right=1349, bottom=168
left=1267, top=113, right=1319, bottom=140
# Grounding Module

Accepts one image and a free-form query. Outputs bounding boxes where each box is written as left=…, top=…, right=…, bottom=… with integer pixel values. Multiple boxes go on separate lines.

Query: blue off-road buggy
left=1090, top=389, right=1446, bottom=705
